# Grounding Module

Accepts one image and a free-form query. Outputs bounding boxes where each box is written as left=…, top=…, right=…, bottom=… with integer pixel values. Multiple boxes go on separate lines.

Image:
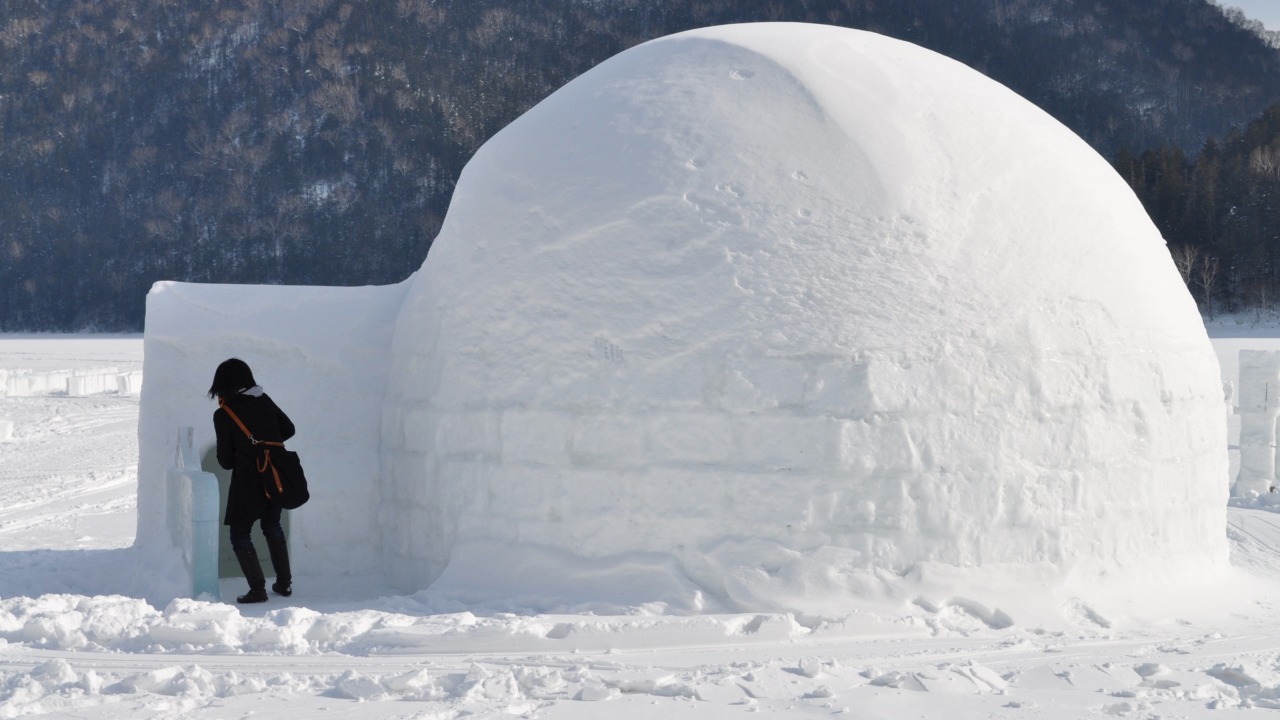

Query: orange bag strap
left=219, top=398, right=287, bottom=497
left=218, top=398, right=284, bottom=448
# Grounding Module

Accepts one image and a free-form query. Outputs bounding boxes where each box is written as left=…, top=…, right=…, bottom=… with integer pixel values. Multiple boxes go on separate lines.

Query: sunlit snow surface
left=0, top=331, right=1279, bottom=719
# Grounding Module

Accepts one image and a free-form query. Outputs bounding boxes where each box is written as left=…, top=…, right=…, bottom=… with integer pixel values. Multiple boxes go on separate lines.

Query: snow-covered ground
left=0, top=336, right=140, bottom=560
left=2, top=330, right=1280, bottom=718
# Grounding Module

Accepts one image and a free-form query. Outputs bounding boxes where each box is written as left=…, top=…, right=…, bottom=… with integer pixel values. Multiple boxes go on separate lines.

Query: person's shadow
left=0, top=546, right=140, bottom=598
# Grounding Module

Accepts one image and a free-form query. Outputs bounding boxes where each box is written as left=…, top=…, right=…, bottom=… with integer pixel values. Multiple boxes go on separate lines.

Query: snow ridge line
left=0, top=596, right=811, bottom=657
left=4, top=629, right=1280, bottom=716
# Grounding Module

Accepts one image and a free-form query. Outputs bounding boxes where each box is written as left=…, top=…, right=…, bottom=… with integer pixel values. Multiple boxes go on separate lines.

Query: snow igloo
left=139, top=23, right=1227, bottom=613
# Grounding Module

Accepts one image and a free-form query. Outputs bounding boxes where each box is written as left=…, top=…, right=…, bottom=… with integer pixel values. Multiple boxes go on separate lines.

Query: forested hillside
left=3, top=0, right=1279, bottom=330
left=1118, top=107, right=1280, bottom=317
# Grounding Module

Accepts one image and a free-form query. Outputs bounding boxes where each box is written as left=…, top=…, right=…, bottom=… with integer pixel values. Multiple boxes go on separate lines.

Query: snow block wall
left=380, top=23, right=1227, bottom=609
left=117, top=371, right=143, bottom=396
left=67, top=368, right=120, bottom=397
left=0, top=367, right=135, bottom=397
left=139, top=23, right=1227, bottom=611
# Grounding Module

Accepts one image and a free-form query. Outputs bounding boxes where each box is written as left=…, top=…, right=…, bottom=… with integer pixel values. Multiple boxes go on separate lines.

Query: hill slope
left=2, top=0, right=1278, bottom=329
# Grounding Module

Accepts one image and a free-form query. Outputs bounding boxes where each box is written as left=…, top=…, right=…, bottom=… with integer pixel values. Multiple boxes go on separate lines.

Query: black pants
left=229, top=504, right=283, bottom=552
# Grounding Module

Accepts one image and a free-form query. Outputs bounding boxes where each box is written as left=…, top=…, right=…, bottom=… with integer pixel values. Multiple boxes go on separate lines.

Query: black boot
left=233, top=545, right=268, bottom=604
left=266, top=535, right=292, bottom=597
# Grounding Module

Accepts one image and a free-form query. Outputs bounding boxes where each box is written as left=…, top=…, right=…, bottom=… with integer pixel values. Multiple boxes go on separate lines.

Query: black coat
left=213, top=391, right=296, bottom=527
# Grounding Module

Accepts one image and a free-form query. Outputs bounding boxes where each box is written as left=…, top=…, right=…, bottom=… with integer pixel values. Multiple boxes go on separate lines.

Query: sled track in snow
left=1227, top=507, right=1280, bottom=575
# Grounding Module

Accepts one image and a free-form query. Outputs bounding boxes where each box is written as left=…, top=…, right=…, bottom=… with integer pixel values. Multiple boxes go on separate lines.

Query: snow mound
left=138, top=23, right=1226, bottom=615
left=379, top=23, right=1227, bottom=610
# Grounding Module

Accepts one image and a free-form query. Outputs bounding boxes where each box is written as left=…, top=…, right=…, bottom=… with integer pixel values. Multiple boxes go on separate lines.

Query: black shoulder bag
left=219, top=400, right=311, bottom=510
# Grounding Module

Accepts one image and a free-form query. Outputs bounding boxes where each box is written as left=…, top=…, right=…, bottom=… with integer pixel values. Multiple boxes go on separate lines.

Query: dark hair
left=208, top=358, right=257, bottom=400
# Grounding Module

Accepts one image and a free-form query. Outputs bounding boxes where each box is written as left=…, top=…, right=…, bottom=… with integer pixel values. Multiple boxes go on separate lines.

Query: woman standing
left=208, top=358, right=295, bottom=604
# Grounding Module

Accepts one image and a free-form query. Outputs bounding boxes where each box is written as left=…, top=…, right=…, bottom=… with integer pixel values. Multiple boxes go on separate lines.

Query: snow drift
left=140, top=23, right=1227, bottom=614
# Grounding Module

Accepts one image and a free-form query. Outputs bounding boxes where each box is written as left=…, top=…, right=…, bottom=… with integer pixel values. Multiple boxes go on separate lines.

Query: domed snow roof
left=381, top=23, right=1227, bottom=613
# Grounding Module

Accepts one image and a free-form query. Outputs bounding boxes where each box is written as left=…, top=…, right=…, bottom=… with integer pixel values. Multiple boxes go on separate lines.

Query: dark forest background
left=3, top=0, right=1280, bottom=330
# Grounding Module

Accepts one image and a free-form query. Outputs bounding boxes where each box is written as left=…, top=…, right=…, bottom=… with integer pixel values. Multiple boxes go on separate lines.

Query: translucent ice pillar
left=1236, top=350, right=1280, bottom=498
left=166, top=427, right=221, bottom=600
